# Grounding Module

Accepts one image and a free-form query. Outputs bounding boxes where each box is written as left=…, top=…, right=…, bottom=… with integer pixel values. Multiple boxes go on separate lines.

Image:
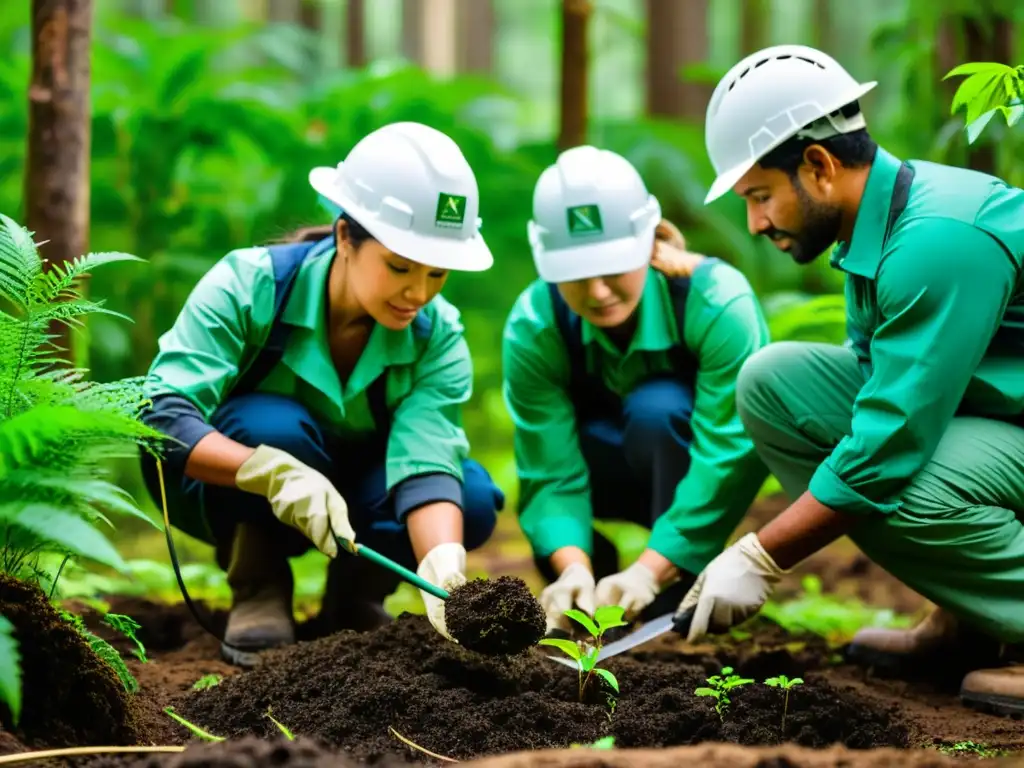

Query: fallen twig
left=0, top=746, right=186, bottom=765
left=388, top=726, right=458, bottom=763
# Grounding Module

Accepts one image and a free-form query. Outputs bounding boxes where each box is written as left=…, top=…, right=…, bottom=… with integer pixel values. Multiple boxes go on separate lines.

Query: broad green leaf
left=693, top=687, right=717, bottom=697
left=594, top=605, right=628, bottom=633
left=565, top=609, right=599, bottom=637
left=0, top=614, right=21, bottom=726
left=0, top=503, right=126, bottom=571
left=944, top=62, right=1012, bottom=80
left=580, top=649, right=597, bottom=672
left=594, top=668, right=619, bottom=694
left=537, top=637, right=581, bottom=661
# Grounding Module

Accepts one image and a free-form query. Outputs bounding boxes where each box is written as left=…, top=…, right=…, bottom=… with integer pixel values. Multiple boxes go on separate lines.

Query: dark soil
left=444, top=576, right=545, bottom=655
left=0, top=574, right=142, bottom=749
left=167, top=613, right=910, bottom=764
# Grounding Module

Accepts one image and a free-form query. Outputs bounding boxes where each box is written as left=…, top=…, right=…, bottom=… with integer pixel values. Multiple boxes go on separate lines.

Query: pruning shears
left=335, top=535, right=449, bottom=600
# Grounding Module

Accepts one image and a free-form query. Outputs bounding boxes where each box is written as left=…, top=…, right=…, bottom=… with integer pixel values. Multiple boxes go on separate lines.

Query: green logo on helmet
left=435, top=193, right=467, bottom=228
left=567, top=204, right=603, bottom=236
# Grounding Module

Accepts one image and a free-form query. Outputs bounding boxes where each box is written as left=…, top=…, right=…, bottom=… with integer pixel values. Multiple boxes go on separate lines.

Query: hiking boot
left=220, top=523, right=296, bottom=667
left=960, top=664, right=1024, bottom=717
left=846, top=606, right=1003, bottom=682
left=318, top=550, right=400, bottom=635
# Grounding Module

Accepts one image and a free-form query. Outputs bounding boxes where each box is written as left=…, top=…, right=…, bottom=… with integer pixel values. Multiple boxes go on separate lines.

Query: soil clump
left=0, top=574, right=142, bottom=749
left=172, top=614, right=910, bottom=764
left=444, top=576, right=546, bottom=655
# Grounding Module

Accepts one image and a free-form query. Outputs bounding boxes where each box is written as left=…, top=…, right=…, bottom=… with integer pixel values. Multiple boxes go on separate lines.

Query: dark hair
left=273, top=212, right=375, bottom=248
left=758, top=101, right=878, bottom=177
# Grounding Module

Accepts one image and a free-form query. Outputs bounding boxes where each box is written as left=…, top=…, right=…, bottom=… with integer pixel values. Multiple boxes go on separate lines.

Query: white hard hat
left=527, top=145, right=661, bottom=283
left=704, top=45, right=877, bottom=205
left=308, top=121, right=493, bottom=271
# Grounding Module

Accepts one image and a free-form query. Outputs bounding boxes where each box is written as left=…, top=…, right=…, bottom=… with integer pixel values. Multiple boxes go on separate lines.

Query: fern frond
left=27, top=296, right=134, bottom=329
left=0, top=613, right=21, bottom=725
left=0, top=502, right=126, bottom=571
left=0, top=472, right=157, bottom=529
left=40, top=252, right=144, bottom=303
left=60, top=609, right=138, bottom=693
left=0, top=213, right=42, bottom=314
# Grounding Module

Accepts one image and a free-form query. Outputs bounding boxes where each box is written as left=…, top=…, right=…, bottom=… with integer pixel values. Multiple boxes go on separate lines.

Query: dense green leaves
left=945, top=62, right=1024, bottom=143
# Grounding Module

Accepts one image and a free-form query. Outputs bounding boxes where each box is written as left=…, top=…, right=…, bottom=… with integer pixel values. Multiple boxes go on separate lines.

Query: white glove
left=539, top=562, right=596, bottom=633
left=417, top=542, right=467, bottom=641
left=235, top=445, right=355, bottom=559
left=595, top=561, right=659, bottom=619
left=676, top=532, right=785, bottom=643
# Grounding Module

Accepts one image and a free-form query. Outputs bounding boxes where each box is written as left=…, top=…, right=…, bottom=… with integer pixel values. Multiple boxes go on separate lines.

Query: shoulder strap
left=546, top=282, right=586, bottom=374
left=885, top=162, right=915, bottom=242
left=232, top=236, right=332, bottom=396
left=663, top=273, right=702, bottom=373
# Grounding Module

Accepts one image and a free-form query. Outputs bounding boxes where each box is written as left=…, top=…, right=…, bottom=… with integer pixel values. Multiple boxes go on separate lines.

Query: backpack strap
left=885, top=162, right=915, bottom=243
left=231, top=236, right=333, bottom=396
left=663, top=269, right=709, bottom=377
left=363, top=309, right=434, bottom=433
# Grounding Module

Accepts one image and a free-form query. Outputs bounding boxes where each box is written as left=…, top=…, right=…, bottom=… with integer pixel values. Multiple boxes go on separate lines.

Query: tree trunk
left=645, top=0, right=708, bottom=120
left=456, top=0, right=494, bottom=74
left=558, top=0, right=590, bottom=151
left=346, top=0, right=366, bottom=68
left=963, top=14, right=1012, bottom=174
left=24, top=0, right=93, bottom=367
left=739, top=0, right=770, bottom=56
left=267, top=0, right=300, bottom=22
left=401, top=0, right=425, bottom=64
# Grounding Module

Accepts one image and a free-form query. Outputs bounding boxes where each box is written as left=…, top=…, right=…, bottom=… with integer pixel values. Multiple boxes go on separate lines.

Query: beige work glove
left=416, top=542, right=467, bottom=641
left=675, top=532, right=786, bottom=642
left=595, top=561, right=660, bottom=619
left=235, top=445, right=355, bottom=558
left=539, top=562, right=596, bottom=634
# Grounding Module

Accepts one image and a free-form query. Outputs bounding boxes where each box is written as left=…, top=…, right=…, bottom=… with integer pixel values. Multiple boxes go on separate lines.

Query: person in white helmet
left=138, top=122, right=504, bottom=666
left=502, top=144, right=772, bottom=635
left=675, top=44, right=1024, bottom=716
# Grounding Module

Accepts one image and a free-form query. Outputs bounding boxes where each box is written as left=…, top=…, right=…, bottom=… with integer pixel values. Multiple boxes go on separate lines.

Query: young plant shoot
left=539, top=605, right=628, bottom=703
left=694, top=666, right=754, bottom=721
left=764, top=674, right=803, bottom=734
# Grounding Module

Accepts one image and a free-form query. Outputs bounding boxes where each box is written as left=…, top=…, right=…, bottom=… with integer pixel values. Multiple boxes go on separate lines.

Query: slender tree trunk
left=25, top=0, right=93, bottom=366
left=645, top=0, right=708, bottom=120
left=346, top=0, right=366, bottom=68
left=963, top=14, right=1012, bottom=174
left=558, top=0, right=590, bottom=151
left=456, top=0, right=494, bottom=74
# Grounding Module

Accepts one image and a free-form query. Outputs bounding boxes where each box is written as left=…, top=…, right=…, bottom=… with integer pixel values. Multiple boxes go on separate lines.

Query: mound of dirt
left=445, top=576, right=546, bottom=655
left=172, top=614, right=910, bottom=764
left=0, top=574, right=142, bottom=749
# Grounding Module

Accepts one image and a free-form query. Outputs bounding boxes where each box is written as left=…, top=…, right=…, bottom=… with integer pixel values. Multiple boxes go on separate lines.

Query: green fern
left=0, top=613, right=20, bottom=726
left=0, top=212, right=167, bottom=721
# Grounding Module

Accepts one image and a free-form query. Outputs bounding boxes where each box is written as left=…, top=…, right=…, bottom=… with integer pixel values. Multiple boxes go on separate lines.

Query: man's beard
left=766, top=182, right=842, bottom=265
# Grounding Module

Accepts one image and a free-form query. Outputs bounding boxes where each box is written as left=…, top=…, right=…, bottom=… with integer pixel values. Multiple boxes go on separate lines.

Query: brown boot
left=220, top=523, right=296, bottom=667
left=846, top=607, right=1003, bottom=683
left=960, top=664, right=1024, bottom=717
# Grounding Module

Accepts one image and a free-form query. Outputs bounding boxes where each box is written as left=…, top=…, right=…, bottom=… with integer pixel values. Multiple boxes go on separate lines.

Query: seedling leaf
left=538, top=637, right=582, bottom=661
left=594, top=605, right=628, bottom=633
left=265, top=707, right=295, bottom=740
left=192, top=674, right=223, bottom=690
left=565, top=608, right=599, bottom=637
left=164, top=706, right=225, bottom=742
left=595, top=668, right=619, bottom=693
left=580, top=651, right=596, bottom=673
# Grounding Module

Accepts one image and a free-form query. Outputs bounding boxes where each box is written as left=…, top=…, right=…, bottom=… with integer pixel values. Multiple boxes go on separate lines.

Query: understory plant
left=0, top=212, right=165, bottom=724
left=539, top=605, right=628, bottom=704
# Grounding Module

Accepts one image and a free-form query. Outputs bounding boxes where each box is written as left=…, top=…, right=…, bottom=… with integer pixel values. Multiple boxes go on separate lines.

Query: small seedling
left=694, top=666, right=754, bottom=721
left=164, top=706, right=225, bottom=742
left=192, top=673, right=223, bottom=691
left=265, top=707, right=295, bottom=740
left=570, top=735, right=615, bottom=750
left=764, top=674, right=803, bottom=734
left=538, top=605, right=628, bottom=703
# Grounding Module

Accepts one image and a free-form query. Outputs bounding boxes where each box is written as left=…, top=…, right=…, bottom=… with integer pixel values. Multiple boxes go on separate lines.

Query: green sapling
left=764, top=674, right=803, bottom=734
left=539, top=604, right=628, bottom=703
left=694, top=666, right=754, bottom=721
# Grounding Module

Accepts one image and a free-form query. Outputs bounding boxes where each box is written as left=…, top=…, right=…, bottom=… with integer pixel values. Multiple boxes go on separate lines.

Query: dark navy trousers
left=534, top=378, right=696, bottom=610
left=146, top=393, right=503, bottom=571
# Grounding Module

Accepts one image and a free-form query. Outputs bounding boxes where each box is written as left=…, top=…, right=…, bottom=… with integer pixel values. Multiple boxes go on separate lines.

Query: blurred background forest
left=4, top=0, right=1023, bottom=611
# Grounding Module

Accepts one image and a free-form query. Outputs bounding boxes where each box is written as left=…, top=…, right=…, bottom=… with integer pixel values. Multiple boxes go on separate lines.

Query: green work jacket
left=502, top=262, right=771, bottom=573
left=811, top=146, right=1024, bottom=516
left=143, top=242, right=473, bottom=493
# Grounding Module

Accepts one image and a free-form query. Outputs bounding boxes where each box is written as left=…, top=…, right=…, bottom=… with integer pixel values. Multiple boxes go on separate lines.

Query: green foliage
left=192, top=673, right=223, bottom=690
left=539, top=605, right=628, bottom=706
left=103, top=613, right=148, bottom=663
left=59, top=609, right=139, bottom=694
left=0, top=614, right=20, bottom=726
left=0, top=213, right=165, bottom=581
left=265, top=707, right=295, bottom=740
left=694, top=666, right=754, bottom=721
left=945, top=62, right=1024, bottom=143
left=164, top=706, right=225, bottom=742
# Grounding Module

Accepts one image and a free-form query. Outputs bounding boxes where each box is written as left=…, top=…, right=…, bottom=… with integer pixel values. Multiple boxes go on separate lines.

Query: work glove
left=235, top=445, right=356, bottom=559
left=674, top=532, right=786, bottom=643
left=539, top=562, right=596, bottom=634
left=594, top=561, right=660, bottom=619
left=416, top=542, right=467, bottom=642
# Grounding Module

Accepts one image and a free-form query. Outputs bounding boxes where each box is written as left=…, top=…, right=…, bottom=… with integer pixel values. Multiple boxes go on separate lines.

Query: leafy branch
left=944, top=61, right=1024, bottom=143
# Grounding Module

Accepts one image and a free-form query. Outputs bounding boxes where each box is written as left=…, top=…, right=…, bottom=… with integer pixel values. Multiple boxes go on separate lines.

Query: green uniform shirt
left=144, top=243, right=472, bottom=490
left=811, top=146, right=1024, bottom=516
left=502, top=263, right=771, bottom=572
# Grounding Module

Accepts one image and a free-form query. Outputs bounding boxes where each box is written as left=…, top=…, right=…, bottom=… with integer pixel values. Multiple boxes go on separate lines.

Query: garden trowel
left=542, top=607, right=695, bottom=668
